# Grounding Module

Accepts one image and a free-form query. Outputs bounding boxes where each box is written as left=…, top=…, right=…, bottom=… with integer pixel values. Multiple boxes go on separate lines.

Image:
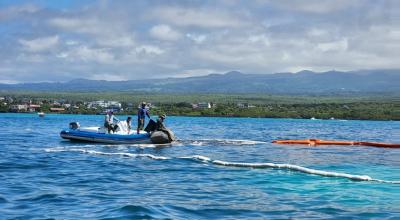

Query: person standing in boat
left=137, top=102, right=150, bottom=134
left=126, top=116, right=132, bottom=134
left=104, top=111, right=119, bottom=133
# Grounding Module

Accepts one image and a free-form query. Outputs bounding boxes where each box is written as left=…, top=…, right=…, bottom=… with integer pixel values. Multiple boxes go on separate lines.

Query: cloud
left=61, top=46, right=115, bottom=64
left=18, top=35, right=59, bottom=52
left=150, top=6, right=249, bottom=28
left=0, top=79, right=19, bottom=84
left=17, top=53, right=46, bottom=63
left=175, top=68, right=219, bottom=78
left=135, top=45, right=164, bottom=55
left=0, top=3, right=39, bottom=21
left=97, top=35, right=136, bottom=47
left=49, top=17, right=107, bottom=35
left=48, top=15, right=133, bottom=39
left=49, top=15, right=137, bottom=48
left=89, top=73, right=128, bottom=81
left=265, top=0, right=362, bottom=14
left=186, top=33, right=207, bottom=44
left=0, top=0, right=400, bottom=83
left=65, top=40, right=79, bottom=46
left=248, top=34, right=270, bottom=46
left=317, top=38, right=348, bottom=52
left=149, top=24, right=181, bottom=41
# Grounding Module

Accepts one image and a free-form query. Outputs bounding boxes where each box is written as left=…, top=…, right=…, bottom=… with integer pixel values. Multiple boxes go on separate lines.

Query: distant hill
left=1, top=69, right=399, bottom=94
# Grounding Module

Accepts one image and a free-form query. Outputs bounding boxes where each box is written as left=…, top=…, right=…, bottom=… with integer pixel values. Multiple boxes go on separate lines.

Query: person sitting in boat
left=104, top=111, right=119, bottom=133
left=137, top=102, right=150, bottom=134
left=155, top=114, right=173, bottom=141
left=126, top=116, right=132, bottom=134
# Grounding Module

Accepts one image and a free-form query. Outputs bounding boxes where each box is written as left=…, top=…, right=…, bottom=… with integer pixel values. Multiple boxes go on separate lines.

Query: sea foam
left=45, top=148, right=400, bottom=184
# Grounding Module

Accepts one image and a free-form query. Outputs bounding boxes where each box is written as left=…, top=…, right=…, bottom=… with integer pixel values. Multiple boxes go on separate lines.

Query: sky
left=0, top=0, right=399, bottom=83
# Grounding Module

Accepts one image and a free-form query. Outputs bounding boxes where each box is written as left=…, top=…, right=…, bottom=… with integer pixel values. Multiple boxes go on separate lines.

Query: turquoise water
left=0, top=113, right=399, bottom=219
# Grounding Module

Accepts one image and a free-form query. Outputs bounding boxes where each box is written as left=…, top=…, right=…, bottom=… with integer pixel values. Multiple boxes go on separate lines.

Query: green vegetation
left=0, top=91, right=399, bottom=120
left=154, top=102, right=399, bottom=120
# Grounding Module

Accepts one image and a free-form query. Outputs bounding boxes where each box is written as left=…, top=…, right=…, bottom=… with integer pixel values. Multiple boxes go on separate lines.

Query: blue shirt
left=137, top=107, right=149, bottom=119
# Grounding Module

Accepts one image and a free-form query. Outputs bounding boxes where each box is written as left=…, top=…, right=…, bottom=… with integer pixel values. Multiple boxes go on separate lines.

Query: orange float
left=272, top=139, right=400, bottom=148
left=357, top=141, right=400, bottom=148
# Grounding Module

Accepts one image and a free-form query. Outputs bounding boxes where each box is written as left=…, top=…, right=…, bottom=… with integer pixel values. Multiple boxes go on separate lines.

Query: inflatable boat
left=60, top=121, right=152, bottom=144
left=60, top=120, right=175, bottom=144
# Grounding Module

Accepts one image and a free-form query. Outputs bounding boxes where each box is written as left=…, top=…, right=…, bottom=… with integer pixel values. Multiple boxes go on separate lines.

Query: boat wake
left=181, top=138, right=268, bottom=146
left=45, top=148, right=169, bottom=160
left=56, top=138, right=266, bottom=149
left=45, top=148, right=400, bottom=184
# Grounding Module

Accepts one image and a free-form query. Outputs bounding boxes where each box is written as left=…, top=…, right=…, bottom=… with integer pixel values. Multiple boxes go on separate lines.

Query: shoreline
left=1, top=112, right=398, bottom=122
left=1, top=92, right=398, bottom=121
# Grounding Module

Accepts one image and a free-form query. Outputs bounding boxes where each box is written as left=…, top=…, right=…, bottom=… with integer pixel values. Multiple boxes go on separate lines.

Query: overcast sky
left=0, top=0, right=399, bottom=83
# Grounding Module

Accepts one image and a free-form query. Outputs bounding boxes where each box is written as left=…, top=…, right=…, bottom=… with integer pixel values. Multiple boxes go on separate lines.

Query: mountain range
left=1, top=69, right=399, bottom=94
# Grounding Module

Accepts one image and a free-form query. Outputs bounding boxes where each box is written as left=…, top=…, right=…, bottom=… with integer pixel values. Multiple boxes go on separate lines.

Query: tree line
left=0, top=92, right=398, bottom=120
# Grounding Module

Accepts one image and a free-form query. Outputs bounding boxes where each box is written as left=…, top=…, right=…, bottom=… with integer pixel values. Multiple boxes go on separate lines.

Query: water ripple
left=45, top=148, right=400, bottom=184
left=1, top=114, right=400, bottom=219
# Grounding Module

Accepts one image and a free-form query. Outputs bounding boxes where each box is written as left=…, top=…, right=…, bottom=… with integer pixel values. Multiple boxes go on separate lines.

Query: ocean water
left=0, top=113, right=399, bottom=219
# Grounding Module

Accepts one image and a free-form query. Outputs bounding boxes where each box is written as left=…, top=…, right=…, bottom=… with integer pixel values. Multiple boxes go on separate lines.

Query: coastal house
left=193, top=102, right=212, bottom=109
left=138, top=102, right=154, bottom=110
left=0, top=97, right=6, bottom=106
left=88, top=101, right=102, bottom=108
left=104, top=107, right=123, bottom=113
left=50, top=107, right=65, bottom=112
left=5, top=97, right=14, bottom=103
left=237, top=103, right=256, bottom=108
left=108, top=101, right=122, bottom=108
left=88, top=100, right=122, bottom=109
left=10, top=104, right=28, bottom=112
left=21, top=98, right=31, bottom=104
left=28, top=104, right=41, bottom=112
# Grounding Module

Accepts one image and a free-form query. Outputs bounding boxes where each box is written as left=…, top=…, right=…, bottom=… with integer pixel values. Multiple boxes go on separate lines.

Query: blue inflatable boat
left=60, top=122, right=152, bottom=144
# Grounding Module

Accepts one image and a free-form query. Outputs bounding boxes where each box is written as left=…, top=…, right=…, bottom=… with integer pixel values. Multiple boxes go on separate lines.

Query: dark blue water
left=0, top=113, right=399, bottom=219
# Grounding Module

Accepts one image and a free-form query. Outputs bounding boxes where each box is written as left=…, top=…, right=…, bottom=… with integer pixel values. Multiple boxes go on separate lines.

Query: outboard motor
left=144, top=119, right=157, bottom=133
left=69, top=122, right=80, bottom=130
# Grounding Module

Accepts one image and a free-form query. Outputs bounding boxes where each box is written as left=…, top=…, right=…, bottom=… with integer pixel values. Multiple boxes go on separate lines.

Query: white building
left=196, top=102, right=211, bottom=109
left=237, top=103, right=256, bottom=108
left=87, top=100, right=122, bottom=109
left=28, top=104, right=41, bottom=112
left=10, top=104, right=28, bottom=112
